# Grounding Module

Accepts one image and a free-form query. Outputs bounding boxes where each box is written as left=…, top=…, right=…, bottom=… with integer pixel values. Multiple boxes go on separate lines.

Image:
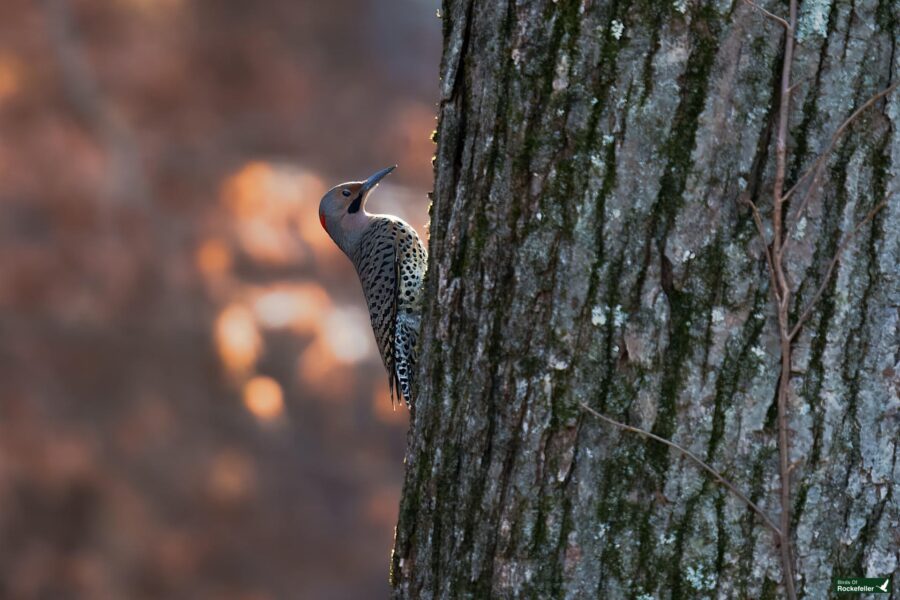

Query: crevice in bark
left=706, top=290, right=768, bottom=460
left=637, top=1, right=674, bottom=105
left=841, top=1, right=855, bottom=63
left=786, top=4, right=836, bottom=189
left=735, top=448, right=776, bottom=597
left=667, top=487, right=704, bottom=599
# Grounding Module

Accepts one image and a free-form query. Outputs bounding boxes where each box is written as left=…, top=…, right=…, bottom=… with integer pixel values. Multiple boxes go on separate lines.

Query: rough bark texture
left=392, top=1, right=900, bottom=598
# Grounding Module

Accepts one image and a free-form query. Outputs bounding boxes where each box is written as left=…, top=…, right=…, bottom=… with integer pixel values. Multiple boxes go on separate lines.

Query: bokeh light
left=0, top=54, right=20, bottom=103
left=252, top=283, right=330, bottom=333
left=0, top=0, right=439, bottom=597
left=322, top=305, right=376, bottom=363
left=207, top=449, right=256, bottom=505
left=195, top=238, right=233, bottom=280
left=215, top=303, right=263, bottom=380
left=242, top=376, right=285, bottom=422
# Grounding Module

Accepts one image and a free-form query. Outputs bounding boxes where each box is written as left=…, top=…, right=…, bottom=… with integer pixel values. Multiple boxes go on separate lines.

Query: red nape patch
left=319, top=211, right=327, bottom=233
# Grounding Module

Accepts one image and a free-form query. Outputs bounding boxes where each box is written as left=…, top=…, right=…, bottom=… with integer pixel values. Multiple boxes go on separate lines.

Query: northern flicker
left=318, top=166, right=427, bottom=407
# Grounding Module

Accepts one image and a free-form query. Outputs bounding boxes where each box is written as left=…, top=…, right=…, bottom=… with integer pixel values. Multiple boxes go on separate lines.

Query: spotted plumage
left=318, top=166, right=427, bottom=407
left=352, top=218, right=426, bottom=404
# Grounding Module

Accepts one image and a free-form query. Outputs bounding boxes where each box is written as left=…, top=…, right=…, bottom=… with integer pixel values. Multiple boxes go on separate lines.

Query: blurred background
left=0, top=0, right=439, bottom=598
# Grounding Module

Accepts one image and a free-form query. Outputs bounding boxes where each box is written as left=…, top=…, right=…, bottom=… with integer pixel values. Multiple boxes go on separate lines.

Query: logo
left=833, top=577, right=891, bottom=595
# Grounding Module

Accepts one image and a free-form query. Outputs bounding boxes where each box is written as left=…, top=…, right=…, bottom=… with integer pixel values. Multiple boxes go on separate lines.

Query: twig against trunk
left=580, top=403, right=783, bottom=538
left=789, top=200, right=888, bottom=339
left=781, top=82, right=899, bottom=255
left=768, top=2, right=800, bottom=597
left=742, top=0, right=791, bottom=30
left=742, top=195, right=780, bottom=297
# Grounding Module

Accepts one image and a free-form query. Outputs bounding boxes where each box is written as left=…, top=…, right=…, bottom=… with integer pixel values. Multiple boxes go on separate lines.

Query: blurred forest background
left=0, top=0, right=439, bottom=598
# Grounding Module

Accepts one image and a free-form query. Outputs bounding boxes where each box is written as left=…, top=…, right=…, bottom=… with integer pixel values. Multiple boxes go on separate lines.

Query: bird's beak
left=360, top=165, right=396, bottom=195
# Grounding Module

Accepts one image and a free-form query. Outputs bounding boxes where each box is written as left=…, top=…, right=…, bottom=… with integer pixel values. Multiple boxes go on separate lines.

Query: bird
left=318, top=166, right=427, bottom=407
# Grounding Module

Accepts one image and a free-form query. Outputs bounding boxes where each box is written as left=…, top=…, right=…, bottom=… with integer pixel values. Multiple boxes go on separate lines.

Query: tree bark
left=392, top=1, right=899, bottom=598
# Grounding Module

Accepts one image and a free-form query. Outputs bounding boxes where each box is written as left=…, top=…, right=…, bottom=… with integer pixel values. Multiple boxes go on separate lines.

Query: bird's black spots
left=350, top=217, right=425, bottom=407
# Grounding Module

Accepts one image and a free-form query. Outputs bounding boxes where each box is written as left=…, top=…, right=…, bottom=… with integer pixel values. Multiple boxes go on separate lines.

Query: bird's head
left=318, top=165, right=396, bottom=254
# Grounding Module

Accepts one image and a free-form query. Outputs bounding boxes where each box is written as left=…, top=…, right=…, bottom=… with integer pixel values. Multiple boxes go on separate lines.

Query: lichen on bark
left=393, top=1, right=900, bottom=598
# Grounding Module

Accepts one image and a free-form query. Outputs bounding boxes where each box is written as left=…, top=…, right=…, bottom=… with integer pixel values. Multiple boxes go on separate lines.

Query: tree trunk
left=392, top=1, right=899, bottom=598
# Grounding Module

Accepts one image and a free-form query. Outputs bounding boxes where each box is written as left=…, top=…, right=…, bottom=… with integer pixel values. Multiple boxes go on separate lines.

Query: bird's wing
left=392, top=221, right=427, bottom=406
left=354, top=220, right=400, bottom=391
left=354, top=217, right=426, bottom=407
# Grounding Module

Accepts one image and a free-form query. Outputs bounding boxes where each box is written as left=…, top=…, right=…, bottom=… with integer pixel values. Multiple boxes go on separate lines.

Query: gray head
left=318, top=165, right=396, bottom=256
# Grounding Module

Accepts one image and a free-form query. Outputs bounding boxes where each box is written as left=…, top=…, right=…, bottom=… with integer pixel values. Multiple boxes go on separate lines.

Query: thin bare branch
left=769, top=0, right=797, bottom=304
left=737, top=4, right=886, bottom=599
left=782, top=81, right=900, bottom=209
left=742, top=0, right=791, bottom=30
left=780, top=81, right=898, bottom=260
left=789, top=200, right=888, bottom=339
left=579, top=403, right=783, bottom=538
left=769, top=2, right=799, bottom=596
left=743, top=195, right=782, bottom=302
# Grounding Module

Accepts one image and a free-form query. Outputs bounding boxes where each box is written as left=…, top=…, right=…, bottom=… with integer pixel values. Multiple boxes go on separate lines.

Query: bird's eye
left=342, top=189, right=351, bottom=197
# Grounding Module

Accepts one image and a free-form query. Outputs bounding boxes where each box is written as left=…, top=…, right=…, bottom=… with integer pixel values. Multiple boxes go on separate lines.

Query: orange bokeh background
left=0, top=0, right=438, bottom=598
